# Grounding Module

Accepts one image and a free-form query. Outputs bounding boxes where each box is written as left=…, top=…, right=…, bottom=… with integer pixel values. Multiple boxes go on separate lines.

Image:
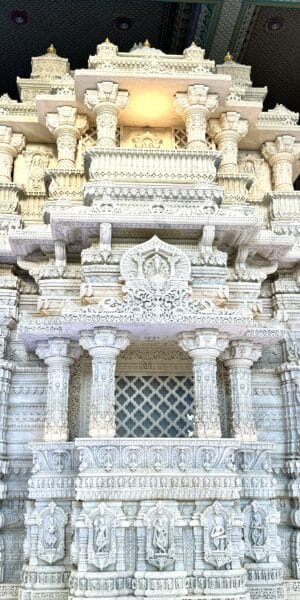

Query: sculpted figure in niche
left=210, top=511, right=227, bottom=551
left=153, top=514, right=169, bottom=554
left=43, top=515, right=58, bottom=549
left=250, top=506, right=266, bottom=547
left=143, top=253, right=170, bottom=287
left=94, top=515, right=109, bottom=552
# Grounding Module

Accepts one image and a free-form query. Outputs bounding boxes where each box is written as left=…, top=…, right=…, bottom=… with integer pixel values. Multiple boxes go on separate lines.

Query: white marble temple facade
left=0, top=40, right=298, bottom=600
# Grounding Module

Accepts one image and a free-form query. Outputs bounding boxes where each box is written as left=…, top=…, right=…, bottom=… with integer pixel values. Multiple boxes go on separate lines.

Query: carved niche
left=37, top=501, right=67, bottom=564
left=85, top=503, right=118, bottom=570
left=243, top=501, right=268, bottom=562
left=202, top=501, right=233, bottom=568
left=144, top=502, right=177, bottom=570
left=116, top=235, right=192, bottom=321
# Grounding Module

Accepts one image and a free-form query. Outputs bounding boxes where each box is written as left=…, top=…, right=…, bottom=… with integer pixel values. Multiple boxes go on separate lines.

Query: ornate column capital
left=85, top=82, right=129, bottom=147
left=208, top=111, right=248, bottom=173
left=79, top=327, right=130, bottom=438
left=35, top=338, right=82, bottom=442
left=178, top=328, right=228, bottom=359
left=175, top=85, right=218, bottom=150
left=46, top=106, right=88, bottom=169
left=262, top=135, right=300, bottom=191
left=222, top=339, right=262, bottom=367
left=36, top=338, right=82, bottom=365
left=80, top=327, right=130, bottom=357
left=0, top=125, right=25, bottom=182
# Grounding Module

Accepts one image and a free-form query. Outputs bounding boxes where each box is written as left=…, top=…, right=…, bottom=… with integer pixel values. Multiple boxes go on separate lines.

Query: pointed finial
left=191, top=41, right=197, bottom=47
left=224, top=51, right=233, bottom=62
left=143, top=39, right=151, bottom=48
left=105, top=37, right=110, bottom=43
left=47, top=43, right=56, bottom=55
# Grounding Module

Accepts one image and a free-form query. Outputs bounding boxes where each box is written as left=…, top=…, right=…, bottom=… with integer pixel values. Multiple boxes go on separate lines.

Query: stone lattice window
left=116, top=375, right=193, bottom=437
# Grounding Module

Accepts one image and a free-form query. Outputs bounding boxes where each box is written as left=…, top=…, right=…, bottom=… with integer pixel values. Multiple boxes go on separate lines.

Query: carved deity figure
left=153, top=515, right=169, bottom=554
left=210, top=512, right=227, bottom=551
left=94, top=516, right=109, bottom=552
left=249, top=507, right=266, bottom=547
left=43, top=515, right=58, bottom=549
left=143, top=253, right=170, bottom=287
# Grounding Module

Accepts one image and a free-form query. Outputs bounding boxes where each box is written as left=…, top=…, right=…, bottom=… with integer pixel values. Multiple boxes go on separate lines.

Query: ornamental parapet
left=268, top=191, right=300, bottom=221
left=75, top=438, right=240, bottom=501
left=217, top=172, right=253, bottom=205
left=85, top=146, right=221, bottom=184
left=87, top=39, right=215, bottom=74
left=29, top=442, right=77, bottom=500
left=0, top=182, right=24, bottom=214
left=45, top=168, right=85, bottom=201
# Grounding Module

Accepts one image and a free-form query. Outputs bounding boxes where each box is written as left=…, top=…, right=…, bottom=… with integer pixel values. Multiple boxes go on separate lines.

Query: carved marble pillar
left=0, top=125, right=25, bottom=182
left=46, top=106, right=88, bottom=168
left=278, top=336, right=300, bottom=578
left=85, top=82, right=129, bottom=147
left=175, top=85, right=218, bottom=150
left=80, top=328, right=130, bottom=437
left=262, top=135, right=300, bottom=192
left=208, top=112, right=248, bottom=173
left=222, top=340, right=262, bottom=441
left=36, top=339, right=81, bottom=442
left=0, top=360, right=12, bottom=459
left=178, top=329, right=228, bottom=437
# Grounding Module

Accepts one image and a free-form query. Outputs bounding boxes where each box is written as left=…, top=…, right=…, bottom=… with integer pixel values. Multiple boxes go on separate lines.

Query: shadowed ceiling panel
left=240, top=6, right=300, bottom=113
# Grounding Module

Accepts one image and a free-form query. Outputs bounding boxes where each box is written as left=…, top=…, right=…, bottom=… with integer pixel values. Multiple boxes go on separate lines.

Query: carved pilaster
left=178, top=329, right=228, bottom=437
left=175, top=85, right=218, bottom=150
left=208, top=112, right=248, bottom=173
left=222, top=340, right=262, bottom=441
left=85, top=82, right=128, bottom=147
left=262, top=135, right=300, bottom=192
left=80, top=327, right=130, bottom=437
left=46, top=106, right=88, bottom=168
left=0, top=125, right=25, bottom=182
left=36, top=339, right=81, bottom=442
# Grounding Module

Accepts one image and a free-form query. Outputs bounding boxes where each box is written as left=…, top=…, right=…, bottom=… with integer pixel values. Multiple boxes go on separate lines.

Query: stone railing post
left=0, top=126, right=25, bottom=182
left=175, top=85, right=218, bottom=150
left=36, top=339, right=81, bottom=442
left=208, top=111, right=248, bottom=173
left=85, top=82, right=129, bottom=147
left=178, top=329, right=228, bottom=437
left=262, top=135, right=300, bottom=192
left=222, top=340, right=262, bottom=440
left=46, top=106, right=88, bottom=169
left=80, top=327, right=130, bottom=437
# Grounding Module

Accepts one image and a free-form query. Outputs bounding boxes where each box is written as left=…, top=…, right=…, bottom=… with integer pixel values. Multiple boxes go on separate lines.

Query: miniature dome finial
left=143, top=39, right=151, bottom=48
left=47, top=43, right=56, bottom=55
left=224, top=51, right=233, bottom=62
left=105, top=37, right=110, bottom=43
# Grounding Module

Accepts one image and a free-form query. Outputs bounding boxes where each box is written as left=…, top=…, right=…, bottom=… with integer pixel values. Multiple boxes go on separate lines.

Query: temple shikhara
left=0, top=37, right=300, bottom=600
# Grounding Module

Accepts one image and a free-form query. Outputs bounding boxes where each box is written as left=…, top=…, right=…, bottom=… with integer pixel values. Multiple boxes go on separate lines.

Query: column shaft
left=36, top=339, right=81, bottom=442
left=179, top=329, right=228, bottom=438
left=80, top=328, right=130, bottom=438
left=223, top=340, right=261, bottom=440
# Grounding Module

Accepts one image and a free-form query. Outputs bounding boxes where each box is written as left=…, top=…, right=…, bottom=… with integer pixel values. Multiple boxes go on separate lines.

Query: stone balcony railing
left=85, top=147, right=220, bottom=184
